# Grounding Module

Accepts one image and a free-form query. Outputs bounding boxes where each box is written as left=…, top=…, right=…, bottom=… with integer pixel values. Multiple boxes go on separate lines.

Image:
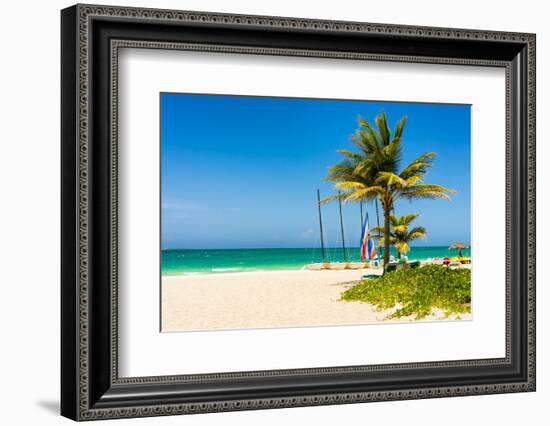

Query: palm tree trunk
left=383, top=206, right=391, bottom=269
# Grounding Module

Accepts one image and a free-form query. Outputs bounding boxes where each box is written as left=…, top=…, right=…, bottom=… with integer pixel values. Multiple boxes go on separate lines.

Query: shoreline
left=162, top=266, right=304, bottom=277
left=162, top=266, right=378, bottom=279
left=162, top=260, right=470, bottom=277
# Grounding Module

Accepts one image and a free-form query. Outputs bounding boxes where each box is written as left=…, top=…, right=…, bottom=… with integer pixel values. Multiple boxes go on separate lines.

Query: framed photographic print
left=61, top=4, right=536, bottom=421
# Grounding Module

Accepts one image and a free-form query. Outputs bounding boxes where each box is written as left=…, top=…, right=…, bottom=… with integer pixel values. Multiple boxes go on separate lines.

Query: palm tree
left=371, top=214, right=427, bottom=259
left=324, top=113, right=454, bottom=269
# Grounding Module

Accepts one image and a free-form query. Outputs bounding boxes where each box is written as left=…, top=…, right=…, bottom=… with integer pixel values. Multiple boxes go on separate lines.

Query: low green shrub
left=341, top=264, right=471, bottom=319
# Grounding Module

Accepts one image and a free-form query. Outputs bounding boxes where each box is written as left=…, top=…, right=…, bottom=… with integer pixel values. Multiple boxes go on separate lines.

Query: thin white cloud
left=300, top=228, right=314, bottom=239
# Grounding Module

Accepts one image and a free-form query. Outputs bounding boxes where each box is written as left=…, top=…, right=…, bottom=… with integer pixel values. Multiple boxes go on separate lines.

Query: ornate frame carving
left=61, top=4, right=536, bottom=421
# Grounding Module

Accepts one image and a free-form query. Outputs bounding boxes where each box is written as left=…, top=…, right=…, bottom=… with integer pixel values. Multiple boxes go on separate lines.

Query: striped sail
left=360, top=214, right=378, bottom=261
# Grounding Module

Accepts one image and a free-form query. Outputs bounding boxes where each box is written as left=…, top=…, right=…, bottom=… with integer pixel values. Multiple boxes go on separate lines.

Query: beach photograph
left=160, top=93, right=472, bottom=332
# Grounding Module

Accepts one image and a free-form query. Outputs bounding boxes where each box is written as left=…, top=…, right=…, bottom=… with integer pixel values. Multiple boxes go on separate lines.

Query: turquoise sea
left=161, top=246, right=471, bottom=276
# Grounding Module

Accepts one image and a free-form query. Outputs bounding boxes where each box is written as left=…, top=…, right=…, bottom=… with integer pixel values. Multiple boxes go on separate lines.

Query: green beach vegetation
left=341, top=265, right=471, bottom=319
left=324, top=113, right=455, bottom=268
left=324, top=113, right=471, bottom=320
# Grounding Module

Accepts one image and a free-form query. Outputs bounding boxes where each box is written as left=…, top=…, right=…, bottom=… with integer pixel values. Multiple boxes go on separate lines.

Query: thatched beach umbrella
left=449, top=242, right=469, bottom=257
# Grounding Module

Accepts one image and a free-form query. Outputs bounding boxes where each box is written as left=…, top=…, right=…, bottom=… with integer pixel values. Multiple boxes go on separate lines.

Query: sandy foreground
left=162, top=269, right=471, bottom=332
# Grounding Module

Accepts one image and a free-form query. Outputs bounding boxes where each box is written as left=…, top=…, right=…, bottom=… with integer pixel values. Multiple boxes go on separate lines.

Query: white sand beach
left=162, top=269, right=471, bottom=332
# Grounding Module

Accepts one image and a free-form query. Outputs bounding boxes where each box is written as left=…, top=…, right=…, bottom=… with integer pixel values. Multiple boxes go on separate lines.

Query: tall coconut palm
left=371, top=214, right=427, bottom=259
left=324, top=113, right=454, bottom=269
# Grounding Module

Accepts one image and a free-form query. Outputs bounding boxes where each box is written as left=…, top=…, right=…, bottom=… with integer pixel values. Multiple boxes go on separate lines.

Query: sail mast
left=375, top=200, right=382, bottom=258
left=317, top=189, right=326, bottom=262
left=375, top=200, right=381, bottom=229
left=360, top=201, right=364, bottom=231
left=338, top=191, right=348, bottom=262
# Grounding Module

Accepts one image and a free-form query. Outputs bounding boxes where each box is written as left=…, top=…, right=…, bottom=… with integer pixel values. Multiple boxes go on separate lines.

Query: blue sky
left=161, top=93, right=471, bottom=249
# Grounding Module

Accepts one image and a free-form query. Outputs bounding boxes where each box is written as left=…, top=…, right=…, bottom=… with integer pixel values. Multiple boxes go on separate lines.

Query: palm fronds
left=323, top=113, right=455, bottom=267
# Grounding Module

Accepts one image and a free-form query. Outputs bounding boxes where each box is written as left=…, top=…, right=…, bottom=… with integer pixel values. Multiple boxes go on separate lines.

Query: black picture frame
left=61, top=4, right=536, bottom=421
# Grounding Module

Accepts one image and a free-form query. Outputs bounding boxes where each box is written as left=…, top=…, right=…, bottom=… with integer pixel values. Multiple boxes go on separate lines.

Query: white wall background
left=0, top=0, right=546, bottom=424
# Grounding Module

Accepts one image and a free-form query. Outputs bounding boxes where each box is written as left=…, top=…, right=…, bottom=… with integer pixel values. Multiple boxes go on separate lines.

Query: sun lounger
left=386, top=264, right=398, bottom=272
left=361, top=274, right=380, bottom=280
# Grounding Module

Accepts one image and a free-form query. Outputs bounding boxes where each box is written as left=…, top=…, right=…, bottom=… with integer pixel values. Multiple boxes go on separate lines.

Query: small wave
left=211, top=267, right=243, bottom=272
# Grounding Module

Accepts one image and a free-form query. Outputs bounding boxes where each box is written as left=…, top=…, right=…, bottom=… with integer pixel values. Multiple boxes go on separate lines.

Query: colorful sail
left=360, top=214, right=378, bottom=260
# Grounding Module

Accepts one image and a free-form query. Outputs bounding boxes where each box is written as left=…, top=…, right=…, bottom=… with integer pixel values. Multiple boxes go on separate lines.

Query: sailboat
left=359, top=212, right=379, bottom=265
left=303, top=190, right=381, bottom=271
